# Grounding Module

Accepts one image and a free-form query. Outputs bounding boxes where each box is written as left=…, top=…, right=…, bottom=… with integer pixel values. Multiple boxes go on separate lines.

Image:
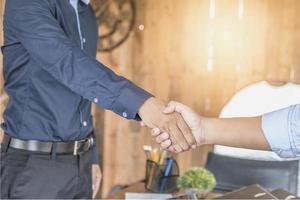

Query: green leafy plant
left=177, top=167, right=216, bottom=192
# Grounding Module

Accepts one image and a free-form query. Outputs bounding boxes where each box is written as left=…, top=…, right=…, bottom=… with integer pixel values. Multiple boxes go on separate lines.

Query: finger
left=173, top=146, right=180, bottom=154
left=168, top=145, right=175, bottom=152
left=167, top=124, right=181, bottom=152
left=161, top=139, right=172, bottom=149
left=164, top=101, right=193, bottom=116
left=92, top=180, right=97, bottom=198
left=151, top=128, right=161, bottom=137
left=96, top=173, right=102, bottom=198
left=92, top=178, right=100, bottom=199
left=191, top=144, right=197, bottom=149
left=155, top=132, right=170, bottom=144
left=140, top=121, right=146, bottom=126
left=92, top=183, right=96, bottom=198
left=175, top=113, right=197, bottom=147
left=168, top=122, right=188, bottom=152
left=174, top=144, right=182, bottom=153
left=168, top=135, right=182, bottom=153
left=173, top=121, right=190, bottom=151
left=92, top=165, right=102, bottom=199
left=163, top=101, right=182, bottom=114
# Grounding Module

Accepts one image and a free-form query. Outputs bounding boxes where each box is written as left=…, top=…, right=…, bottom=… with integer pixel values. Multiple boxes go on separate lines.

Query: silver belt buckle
left=83, top=137, right=92, bottom=152
left=87, top=137, right=93, bottom=149
left=73, top=137, right=92, bottom=155
left=73, top=141, right=79, bottom=156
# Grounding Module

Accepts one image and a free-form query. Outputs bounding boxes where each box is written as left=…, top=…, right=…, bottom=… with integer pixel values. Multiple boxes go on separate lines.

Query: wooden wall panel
left=98, top=0, right=300, bottom=197
left=0, top=0, right=299, bottom=198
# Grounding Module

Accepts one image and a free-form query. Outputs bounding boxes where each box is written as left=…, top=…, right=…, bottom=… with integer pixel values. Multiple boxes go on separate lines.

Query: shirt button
left=122, top=112, right=128, bottom=118
left=82, top=38, right=86, bottom=43
left=93, top=98, right=98, bottom=103
left=83, top=121, right=87, bottom=127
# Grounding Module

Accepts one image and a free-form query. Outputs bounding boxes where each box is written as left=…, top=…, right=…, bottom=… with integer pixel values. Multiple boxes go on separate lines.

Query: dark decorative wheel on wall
left=92, top=0, right=136, bottom=52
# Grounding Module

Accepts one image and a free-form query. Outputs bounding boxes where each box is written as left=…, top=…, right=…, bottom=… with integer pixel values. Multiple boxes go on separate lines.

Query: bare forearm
left=152, top=101, right=273, bottom=152
left=203, top=117, right=271, bottom=150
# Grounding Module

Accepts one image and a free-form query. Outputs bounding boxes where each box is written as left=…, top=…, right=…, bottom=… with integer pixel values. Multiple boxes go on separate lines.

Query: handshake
left=139, top=97, right=273, bottom=154
left=138, top=97, right=206, bottom=153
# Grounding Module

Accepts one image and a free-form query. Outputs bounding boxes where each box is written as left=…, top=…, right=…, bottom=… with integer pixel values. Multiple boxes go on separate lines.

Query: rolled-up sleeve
left=262, top=103, right=300, bottom=158
left=4, top=0, right=152, bottom=120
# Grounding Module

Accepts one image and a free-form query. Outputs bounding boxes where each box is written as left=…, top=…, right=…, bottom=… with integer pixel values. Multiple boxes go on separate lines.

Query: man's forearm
left=203, top=117, right=271, bottom=150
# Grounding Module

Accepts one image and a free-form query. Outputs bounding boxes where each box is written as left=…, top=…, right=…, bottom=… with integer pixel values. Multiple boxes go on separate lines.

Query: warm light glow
left=238, top=0, right=244, bottom=21
left=207, top=45, right=214, bottom=72
left=181, top=0, right=295, bottom=83
left=235, top=64, right=241, bottom=72
left=207, top=59, right=213, bottom=72
left=208, top=45, right=214, bottom=58
left=138, top=24, right=145, bottom=31
left=209, top=0, right=215, bottom=19
left=218, top=24, right=237, bottom=44
left=204, top=97, right=211, bottom=111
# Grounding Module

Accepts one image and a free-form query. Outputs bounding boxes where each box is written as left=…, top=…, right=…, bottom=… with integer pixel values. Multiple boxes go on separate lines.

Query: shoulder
left=5, top=0, right=55, bottom=14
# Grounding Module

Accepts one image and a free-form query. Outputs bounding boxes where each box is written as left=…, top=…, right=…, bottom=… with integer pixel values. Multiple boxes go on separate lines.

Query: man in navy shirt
left=0, top=0, right=196, bottom=198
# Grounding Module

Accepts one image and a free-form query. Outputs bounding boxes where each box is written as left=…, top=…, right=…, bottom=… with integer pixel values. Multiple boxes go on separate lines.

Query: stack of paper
left=125, top=192, right=172, bottom=200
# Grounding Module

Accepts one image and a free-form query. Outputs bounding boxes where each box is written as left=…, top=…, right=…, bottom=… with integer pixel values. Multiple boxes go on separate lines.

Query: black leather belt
left=1, top=134, right=93, bottom=155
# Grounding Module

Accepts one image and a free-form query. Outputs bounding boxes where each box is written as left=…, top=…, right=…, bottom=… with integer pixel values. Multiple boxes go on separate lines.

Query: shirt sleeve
left=262, top=103, right=300, bottom=158
left=4, top=0, right=152, bottom=120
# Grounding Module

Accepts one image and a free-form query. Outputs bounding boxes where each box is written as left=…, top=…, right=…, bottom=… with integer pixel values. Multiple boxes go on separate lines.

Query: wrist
left=138, top=97, right=150, bottom=115
left=138, top=97, right=166, bottom=128
left=201, top=117, right=219, bottom=145
left=138, top=97, right=164, bottom=115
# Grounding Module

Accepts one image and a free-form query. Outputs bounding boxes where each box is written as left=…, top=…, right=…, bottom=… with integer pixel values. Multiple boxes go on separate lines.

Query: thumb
left=164, top=101, right=187, bottom=114
left=140, top=121, right=146, bottom=126
left=163, top=101, right=177, bottom=114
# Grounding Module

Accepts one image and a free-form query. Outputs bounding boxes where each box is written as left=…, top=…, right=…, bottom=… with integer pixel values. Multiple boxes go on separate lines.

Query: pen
left=158, top=150, right=167, bottom=165
left=151, top=148, right=159, bottom=162
left=159, top=157, right=173, bottom=192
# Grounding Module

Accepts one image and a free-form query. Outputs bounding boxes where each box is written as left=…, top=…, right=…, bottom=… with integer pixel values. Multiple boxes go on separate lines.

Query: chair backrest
left=205, top=152, right=299, bottom=194
left=213, top=81, right=300, bottom=194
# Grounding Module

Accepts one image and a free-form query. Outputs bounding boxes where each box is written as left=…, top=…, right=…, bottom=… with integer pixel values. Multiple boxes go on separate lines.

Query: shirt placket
left=70, top=0, right=88, bottom=128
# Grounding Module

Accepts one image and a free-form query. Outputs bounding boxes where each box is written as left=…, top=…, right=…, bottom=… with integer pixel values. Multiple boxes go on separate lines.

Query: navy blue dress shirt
left=2, top=0, right=152, bottom=163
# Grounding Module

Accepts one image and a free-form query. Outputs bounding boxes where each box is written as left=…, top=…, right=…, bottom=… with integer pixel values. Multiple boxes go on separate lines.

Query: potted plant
left=178, top=167, right=216, bottom=199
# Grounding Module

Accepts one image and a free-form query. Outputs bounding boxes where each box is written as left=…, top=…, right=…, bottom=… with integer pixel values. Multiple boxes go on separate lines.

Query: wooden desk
left=106, top=182, right=221, bottom=199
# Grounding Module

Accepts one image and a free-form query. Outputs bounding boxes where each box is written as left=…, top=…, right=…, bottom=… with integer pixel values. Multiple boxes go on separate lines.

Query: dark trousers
left=0, top=147, right=92, bottom=199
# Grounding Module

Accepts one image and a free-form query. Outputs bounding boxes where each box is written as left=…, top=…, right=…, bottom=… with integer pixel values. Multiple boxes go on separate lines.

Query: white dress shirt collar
left=81, top=0, right=90, bottom=5
left=70, top=0, right=90, bottom=6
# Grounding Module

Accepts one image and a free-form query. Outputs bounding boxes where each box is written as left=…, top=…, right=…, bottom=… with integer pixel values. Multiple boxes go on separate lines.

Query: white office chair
left=213, top=81, right=300, bottom=195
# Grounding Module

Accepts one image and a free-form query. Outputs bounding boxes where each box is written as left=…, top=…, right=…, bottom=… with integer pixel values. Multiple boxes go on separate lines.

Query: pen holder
left=145, top=159, right=179, bottom=193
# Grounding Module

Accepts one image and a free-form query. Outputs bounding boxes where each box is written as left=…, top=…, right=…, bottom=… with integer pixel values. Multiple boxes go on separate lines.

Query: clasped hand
left=139, top=98, right=205, bottom=153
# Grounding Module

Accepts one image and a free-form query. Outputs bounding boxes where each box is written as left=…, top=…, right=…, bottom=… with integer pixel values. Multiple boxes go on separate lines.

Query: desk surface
left=107, top=182, right=221, bottom=199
